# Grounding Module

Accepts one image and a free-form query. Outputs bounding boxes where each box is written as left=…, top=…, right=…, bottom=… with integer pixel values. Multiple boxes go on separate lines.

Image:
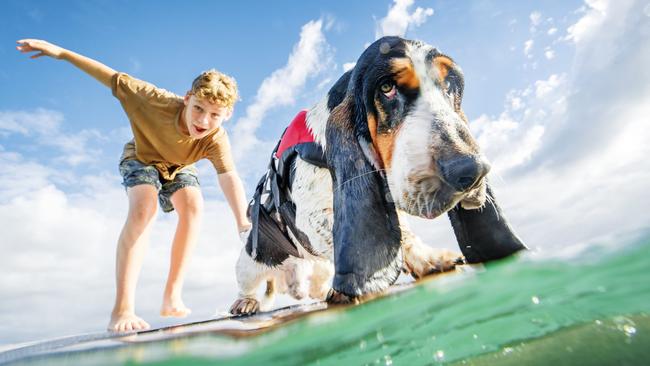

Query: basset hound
left=230, top=36, right=526, bottom=314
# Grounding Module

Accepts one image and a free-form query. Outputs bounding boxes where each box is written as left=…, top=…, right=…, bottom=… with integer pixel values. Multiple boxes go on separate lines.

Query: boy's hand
left=16, top=39, right=65, bottom=59
left=238, top=226, right=252, bottom=245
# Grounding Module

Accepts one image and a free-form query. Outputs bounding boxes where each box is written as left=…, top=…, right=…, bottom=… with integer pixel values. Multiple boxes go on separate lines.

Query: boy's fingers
left=16, top=41, right=32, bottom=49
left=17, top=46, right=38, bottom=54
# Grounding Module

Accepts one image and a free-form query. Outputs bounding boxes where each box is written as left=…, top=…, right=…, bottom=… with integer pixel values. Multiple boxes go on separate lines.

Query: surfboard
left=0, top=266, right=477, bottom=364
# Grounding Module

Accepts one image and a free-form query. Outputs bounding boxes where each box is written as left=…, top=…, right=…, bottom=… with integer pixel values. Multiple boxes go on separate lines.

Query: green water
left=14, top=239, right=650, bottom=365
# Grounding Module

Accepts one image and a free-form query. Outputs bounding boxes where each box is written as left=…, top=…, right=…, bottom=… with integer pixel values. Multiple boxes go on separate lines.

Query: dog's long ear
left=325, top=90, right=402, bottom=298
left=448, top=184, right=527, bottom=263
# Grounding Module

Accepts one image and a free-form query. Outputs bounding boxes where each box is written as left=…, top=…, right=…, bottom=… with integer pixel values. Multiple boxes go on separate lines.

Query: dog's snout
left=439, top=156, right=490, bottom=192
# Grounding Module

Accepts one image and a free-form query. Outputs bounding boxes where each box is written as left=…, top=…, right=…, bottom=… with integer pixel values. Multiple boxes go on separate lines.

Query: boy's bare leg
left=109, top=185, right=158, bottom=332
left=161, top=186, right=203, bottom=317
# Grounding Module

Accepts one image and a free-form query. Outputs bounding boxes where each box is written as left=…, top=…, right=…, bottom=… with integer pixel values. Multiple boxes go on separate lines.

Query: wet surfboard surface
left=0, top=301, right=327, bottom=364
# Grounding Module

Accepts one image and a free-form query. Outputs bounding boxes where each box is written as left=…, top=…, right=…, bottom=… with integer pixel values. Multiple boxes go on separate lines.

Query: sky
left=1, top=0, right=650, bottom=347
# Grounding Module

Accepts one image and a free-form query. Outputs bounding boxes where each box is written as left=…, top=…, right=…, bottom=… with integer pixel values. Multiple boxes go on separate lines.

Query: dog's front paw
left=404, top=246, right=465, bottom=279
left=229, top=297, right=260, bottom=315
left=325, top=289, right=360, bottom=305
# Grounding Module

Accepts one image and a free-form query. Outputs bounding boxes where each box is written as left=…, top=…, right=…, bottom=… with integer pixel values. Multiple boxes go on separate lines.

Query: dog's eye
left=380, top=82, right=396, bottom=99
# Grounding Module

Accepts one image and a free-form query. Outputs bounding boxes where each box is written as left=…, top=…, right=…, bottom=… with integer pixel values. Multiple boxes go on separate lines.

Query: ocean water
left=7, top=238, right=650, bottom=365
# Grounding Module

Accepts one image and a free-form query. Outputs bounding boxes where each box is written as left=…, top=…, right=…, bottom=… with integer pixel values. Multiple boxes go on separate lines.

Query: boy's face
left=182, top=94, right=232, bottom=139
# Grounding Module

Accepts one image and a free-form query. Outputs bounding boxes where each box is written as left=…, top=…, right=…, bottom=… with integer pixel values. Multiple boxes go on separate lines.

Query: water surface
left=8, top=238, right=650, bottom=365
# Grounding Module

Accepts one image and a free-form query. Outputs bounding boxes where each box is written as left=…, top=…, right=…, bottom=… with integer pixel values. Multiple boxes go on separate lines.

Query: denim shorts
left=118, top=159, right=200, bottom=213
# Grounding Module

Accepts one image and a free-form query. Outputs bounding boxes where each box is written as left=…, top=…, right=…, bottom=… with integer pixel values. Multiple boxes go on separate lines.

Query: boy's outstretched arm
left=218, top=171, right=252, bottom=234
left=16, top=39, right=116, bottom=88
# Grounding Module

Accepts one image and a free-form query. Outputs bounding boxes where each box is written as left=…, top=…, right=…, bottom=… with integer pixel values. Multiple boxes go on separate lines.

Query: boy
left=16, top=39, right=251, bottom=332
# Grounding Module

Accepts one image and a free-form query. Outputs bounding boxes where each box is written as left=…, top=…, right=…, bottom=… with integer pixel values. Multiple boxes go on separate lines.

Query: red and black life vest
left=245, top=111, right=327, bottom=265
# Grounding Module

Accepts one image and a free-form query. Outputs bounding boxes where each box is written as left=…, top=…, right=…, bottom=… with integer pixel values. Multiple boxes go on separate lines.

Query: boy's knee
left=128, top=201, right=158, bottom=224
left=184, top=196, right=203, bottom=216
left=172, top=189, right=204, bottom=218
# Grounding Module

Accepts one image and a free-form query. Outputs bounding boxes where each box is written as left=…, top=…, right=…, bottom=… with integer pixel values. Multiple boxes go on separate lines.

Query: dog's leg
left=292, top=159, right=338, bottom=299
left=229, top=247, right=271, bottom=315
left=399, top=212, right=464, bottom=279
left=309, top=258, right=334, bottom=300
left=282, top=257, right=311, bottom=300
left=257, top=279, right=277, bottom=312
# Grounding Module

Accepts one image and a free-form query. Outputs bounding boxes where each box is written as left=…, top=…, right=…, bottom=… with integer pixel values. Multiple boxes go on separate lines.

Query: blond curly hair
left=190, top=69, right=239, bottom=109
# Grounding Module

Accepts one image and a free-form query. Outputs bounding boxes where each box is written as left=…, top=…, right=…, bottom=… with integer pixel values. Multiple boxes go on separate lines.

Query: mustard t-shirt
left=112, top=72, right=235, bottom=180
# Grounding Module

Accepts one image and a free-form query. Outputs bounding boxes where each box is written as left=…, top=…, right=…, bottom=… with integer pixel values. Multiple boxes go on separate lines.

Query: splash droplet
left=384, top=355, right=393, bottom=365
left=434, top=350, right=445, bottom=361
left=623, top=325, right=637, bottom=336
left=614, top=316, right=637, bottom=337
left=376, top=331, right=385, bottom=343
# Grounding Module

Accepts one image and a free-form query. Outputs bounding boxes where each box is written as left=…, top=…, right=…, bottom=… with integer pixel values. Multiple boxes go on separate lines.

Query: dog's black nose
left=439, top=156, right=490, bottom=192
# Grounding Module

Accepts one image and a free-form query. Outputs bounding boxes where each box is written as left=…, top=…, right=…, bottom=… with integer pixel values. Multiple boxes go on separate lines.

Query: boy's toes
left=108, top=313, right=150, bottom=332
left=229, top=298, right=259, bottom=315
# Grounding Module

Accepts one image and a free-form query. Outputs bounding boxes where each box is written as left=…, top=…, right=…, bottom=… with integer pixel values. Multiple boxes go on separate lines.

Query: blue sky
left=1, top=0, right=649, bottom=346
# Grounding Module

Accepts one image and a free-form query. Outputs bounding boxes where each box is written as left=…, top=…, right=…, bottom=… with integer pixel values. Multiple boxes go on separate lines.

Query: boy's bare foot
left=108, top=312, right=150, bottom=332
left=160, top=296, right=192, bottom=317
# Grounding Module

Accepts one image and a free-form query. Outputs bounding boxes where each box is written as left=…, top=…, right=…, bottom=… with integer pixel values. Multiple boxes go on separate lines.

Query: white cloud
left=472, top=113, right=545, bottom=175
left=471, top=72, right=567, bottom=173
left=547, top=27, right=558, bottom=35
left=375, top=0, right=434, bottom=38
left=565, top=0, right=609, bottom=44
left=0, top=108, right=61, bottom=135
left=538, top=0, right=650, bottom=166
left=462, top=0, right=650, bottom=254
left=524, top=39, right=534, bottom=57
left=231, top=19, right=333, bottom=168
left=0, top=109, right=103, bottom=166
left=342, top=62, right=356, bottom=72
left=544, top=49, right=556, bottom=59
left=508, top=96, right=523, bottom=111
left=534, top=74, right=564, bottom=98
left=530, top=11, right=542, bottom=30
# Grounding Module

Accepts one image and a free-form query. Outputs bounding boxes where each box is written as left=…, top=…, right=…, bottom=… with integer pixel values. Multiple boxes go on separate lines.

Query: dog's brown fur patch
left=328, top=96, right=354, bottom=135
left=433, top=55, right=454, bottom=83
left=391, top=58, right=420, bottom=90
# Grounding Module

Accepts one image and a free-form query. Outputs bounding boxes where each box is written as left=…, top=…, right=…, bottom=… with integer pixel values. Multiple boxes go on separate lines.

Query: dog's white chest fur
left=292, top=158, right=335, bottom=258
